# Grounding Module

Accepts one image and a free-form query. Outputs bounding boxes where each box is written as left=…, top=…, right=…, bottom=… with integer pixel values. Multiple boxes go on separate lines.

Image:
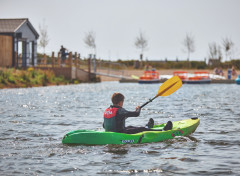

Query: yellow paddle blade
left=156, top=76, right=182, bottom=97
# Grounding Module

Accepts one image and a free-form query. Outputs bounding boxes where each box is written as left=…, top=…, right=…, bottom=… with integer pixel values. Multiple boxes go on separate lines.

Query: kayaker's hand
left=135, top=106, right=141, bottom=112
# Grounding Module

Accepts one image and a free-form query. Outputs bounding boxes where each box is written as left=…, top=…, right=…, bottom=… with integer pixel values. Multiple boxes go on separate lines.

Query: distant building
left=0, top=18, right=39, bottom=67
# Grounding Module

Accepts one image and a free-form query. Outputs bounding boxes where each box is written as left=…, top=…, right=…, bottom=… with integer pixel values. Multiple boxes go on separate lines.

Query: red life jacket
left=104, top=107, right=120, bottom=132
left=104, top=107, right=119, bottom=119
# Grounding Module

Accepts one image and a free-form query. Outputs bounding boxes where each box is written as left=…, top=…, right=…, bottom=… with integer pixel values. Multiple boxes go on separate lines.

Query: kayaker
left=103, top=93, right=172, bottom=134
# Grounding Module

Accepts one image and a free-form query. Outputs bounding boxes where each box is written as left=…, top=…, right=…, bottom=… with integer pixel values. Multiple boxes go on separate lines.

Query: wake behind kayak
left=62, top=118, right=200, bottom=145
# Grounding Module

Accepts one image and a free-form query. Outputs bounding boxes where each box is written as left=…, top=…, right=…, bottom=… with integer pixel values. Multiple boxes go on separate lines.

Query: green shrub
left=0, top=68, right=71, bottom=88
left=8, top=76, right=15, bottom=84
left=74, top=80, right=79, bottom=84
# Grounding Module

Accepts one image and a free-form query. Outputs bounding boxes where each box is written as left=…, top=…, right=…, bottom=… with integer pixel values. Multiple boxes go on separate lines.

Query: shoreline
left=99, top=69, right=238, bottom=82
left=1, top=68, right=238, bottom=89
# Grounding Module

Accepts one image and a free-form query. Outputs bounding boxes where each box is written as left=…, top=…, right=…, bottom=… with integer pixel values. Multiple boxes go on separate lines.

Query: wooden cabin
left=0, top=18, right=39, bottom=67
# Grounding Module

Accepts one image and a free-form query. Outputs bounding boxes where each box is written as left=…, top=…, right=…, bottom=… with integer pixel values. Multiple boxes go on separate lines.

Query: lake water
left=0, top=82, right=240, bottom=175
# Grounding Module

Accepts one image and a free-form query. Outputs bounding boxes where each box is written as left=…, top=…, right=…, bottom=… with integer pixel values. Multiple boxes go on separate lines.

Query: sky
left=1, top=0, right=240, bottom=61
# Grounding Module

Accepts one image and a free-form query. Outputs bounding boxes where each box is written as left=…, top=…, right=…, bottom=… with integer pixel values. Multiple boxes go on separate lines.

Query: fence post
left=52, top=52, right=55, bottom=68
left=74, top=52, right=77, bottom=67
left=43, top=54, right=47, bottom=66
left=69, top=52, right=72, bottom=67
left=93, top=54, right=96, bottom=73
left=78, top=54, right=81, bottom=68
left=57, top=52, right=61, bottom=67
left=88, top=54, right=91, bottom=81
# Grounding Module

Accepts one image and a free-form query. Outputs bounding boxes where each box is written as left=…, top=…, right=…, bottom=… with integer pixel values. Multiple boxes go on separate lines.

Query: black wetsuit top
left=103, top=105, right=141, bottom=133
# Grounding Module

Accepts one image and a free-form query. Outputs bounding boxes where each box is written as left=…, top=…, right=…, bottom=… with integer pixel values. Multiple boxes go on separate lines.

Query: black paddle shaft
left=140, top=96, right=158, bottom=109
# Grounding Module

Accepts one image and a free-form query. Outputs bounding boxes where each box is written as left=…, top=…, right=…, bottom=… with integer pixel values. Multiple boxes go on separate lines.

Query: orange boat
left=138, top=70, right=160, bottom=84
left=173, top=71, right=211, bottom=84
left=173, top=71, right=188, bottom=80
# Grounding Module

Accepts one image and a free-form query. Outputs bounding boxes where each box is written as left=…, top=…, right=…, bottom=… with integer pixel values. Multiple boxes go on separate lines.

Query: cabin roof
left=0, top=18, right=39, bottom=38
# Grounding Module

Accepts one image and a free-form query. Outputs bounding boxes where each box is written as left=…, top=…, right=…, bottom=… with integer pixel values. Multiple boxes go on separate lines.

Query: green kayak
left=62, top=118, right=200, bottom=145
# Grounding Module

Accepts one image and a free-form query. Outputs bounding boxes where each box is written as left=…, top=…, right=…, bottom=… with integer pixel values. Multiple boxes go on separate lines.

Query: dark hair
left=112, top=93, right=124, bottom=105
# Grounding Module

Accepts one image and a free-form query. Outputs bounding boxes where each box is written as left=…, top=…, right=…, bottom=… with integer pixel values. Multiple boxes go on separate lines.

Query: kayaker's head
left=112, top=93, right=124, bottom=107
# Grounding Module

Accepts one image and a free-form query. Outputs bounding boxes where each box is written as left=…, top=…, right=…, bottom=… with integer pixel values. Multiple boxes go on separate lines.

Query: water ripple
left=0, top=83, right=240, bottom=175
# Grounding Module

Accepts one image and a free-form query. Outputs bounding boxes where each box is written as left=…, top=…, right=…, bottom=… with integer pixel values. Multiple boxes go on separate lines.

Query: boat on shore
left=138, top=70, right=160, bottom=84
left=173, top=71, right=211, bottom=84
left=62, top=118, right=200, bottom=145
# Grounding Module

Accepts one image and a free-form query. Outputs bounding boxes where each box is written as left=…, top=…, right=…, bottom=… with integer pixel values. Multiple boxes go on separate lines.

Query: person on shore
left=103, top=93, right=172, bottom=134
left=219, top=67, right=224, bottom=76
left=60, top=45, right=68, bottom=64
left=214, top=67, right=219, bottom=75
left=232, top=66, right=237, bottom=77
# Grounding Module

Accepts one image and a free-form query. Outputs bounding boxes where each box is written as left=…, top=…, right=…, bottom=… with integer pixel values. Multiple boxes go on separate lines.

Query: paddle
left=140, top=76, right=182, bottom=108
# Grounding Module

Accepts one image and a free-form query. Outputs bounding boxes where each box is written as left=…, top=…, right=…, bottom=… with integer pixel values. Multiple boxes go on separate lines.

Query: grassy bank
left=0, top=68, right=71, bottom=89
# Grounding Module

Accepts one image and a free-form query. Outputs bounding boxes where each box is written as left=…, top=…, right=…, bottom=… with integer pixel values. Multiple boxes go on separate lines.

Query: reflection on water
left=0, top=82, right=240, bottom=175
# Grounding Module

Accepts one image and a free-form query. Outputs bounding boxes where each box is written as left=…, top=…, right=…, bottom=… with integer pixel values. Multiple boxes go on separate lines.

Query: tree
left=84, top=31, right=96, bottom=55
left=183, top=33, right=195, bottom=61
left=208, top=42, right=222, bottom=61
left=38, top=20, right=49, bottom=54
left=222, top=37, right=234, bottom=61
left=135, top=31, right=148, bottom=62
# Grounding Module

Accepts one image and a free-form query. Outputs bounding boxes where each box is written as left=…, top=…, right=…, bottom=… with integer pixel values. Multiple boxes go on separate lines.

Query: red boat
left=138, top=70, right=160, bottom=84
left=173, top=71, right=211, bottom=84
